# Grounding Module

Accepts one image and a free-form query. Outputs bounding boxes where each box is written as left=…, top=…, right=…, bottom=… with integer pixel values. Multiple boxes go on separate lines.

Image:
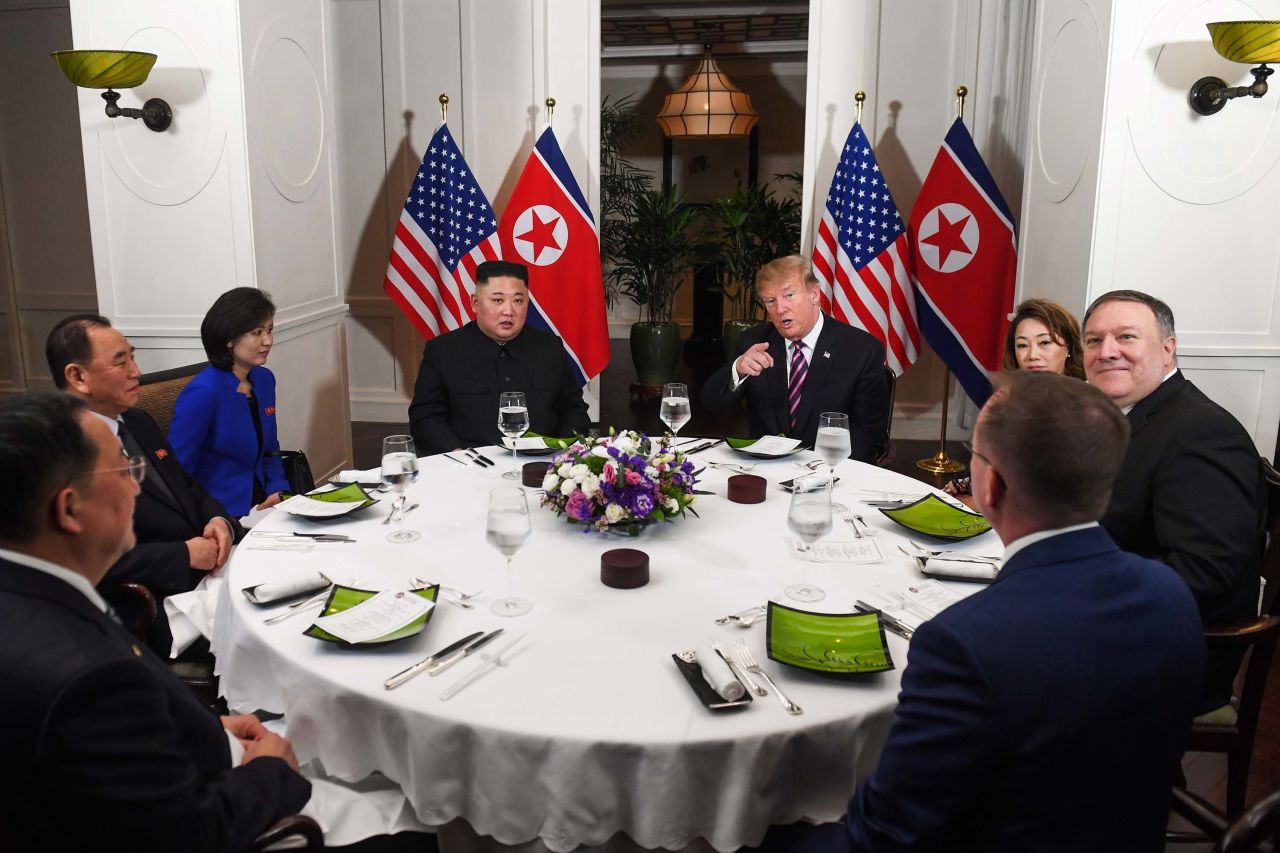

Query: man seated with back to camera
left=0, top=392, right=309, bottom=850
left=765, top=371, right=1203, bottom=852
left=701, top=255, right=889, bottom=462
left=1082, top=289, right=1267, bottom=716
left=408, top=260, right=590, bottom=456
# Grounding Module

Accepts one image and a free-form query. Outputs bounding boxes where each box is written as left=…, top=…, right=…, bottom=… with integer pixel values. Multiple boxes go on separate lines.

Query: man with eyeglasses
left=701, top=255, right=889, bottom=462
left=46, top=314, right=239, bottom=655
left=0, top=392, right=310, bottom=849
left=770, top=373, right=1203, bottom=852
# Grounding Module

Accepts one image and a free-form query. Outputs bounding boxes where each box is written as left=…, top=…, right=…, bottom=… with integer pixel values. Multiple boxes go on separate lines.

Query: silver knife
left=292, top=533, right=355, bottom=542
left=384, top=631, right=484, bottom=690
left=855, top=602, right=915, bottom=640
left=427, top=629, right=504, bottom=676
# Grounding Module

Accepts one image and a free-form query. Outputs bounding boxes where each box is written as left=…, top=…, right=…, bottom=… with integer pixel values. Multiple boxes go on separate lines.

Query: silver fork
left=735, top=641, right=802, bottom=715
left=714, top=605, right=766, bottom=626
left=712, top=641, right=766, bottom=697
left=412, top=578, right=480, bottom=609
left=794, top=460, right=824, bottom=471
left=706, top=460, right=756, bottom=474
left=841, top=515, right=863, bottom=539
left=382, top=494, right=407, bottom=525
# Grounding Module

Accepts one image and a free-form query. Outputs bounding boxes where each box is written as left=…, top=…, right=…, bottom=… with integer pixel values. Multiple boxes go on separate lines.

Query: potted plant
left=710, top=177, right=802, bottom=360
left=606, top=186, right=703, bottom=387
left=599, top=95, right=651, bottom=310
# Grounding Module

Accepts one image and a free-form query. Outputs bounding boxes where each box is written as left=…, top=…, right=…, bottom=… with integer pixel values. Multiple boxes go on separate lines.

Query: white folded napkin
left=922, top=557, right=999, bottom=580
left=246, top=571, right=330, bottom=604
left=334, top=467, right=381, bottom=483
left=700, top=646, right=745, bottom=701
left=164, top=572, right=224, bottom=658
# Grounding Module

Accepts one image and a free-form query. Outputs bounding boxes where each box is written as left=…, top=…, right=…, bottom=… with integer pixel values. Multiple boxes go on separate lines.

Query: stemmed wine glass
left=498, top=391, right=529, bottom=481
left=660, top=382, right=691, bottom=443
left=487, top=487, right=532, bottom=616
left=815, top=411, right=852, bottom=513
left=381, top=435, right=421, bottom=544
left=785, top=474, right=831, bottom=602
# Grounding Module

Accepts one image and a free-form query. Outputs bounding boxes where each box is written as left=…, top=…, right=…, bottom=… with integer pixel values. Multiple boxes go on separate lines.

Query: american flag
left=384, top=123, right=501, bottom=340
left=811, top=121, right=920, bottom=375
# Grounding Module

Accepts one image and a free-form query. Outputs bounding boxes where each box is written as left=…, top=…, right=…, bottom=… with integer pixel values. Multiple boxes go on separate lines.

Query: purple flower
left=632, top=492, right=654, bottom=518
left=671, top=471, right=689, bottom=488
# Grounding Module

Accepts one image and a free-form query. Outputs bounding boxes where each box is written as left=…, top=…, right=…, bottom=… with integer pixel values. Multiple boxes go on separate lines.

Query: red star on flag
left=516, top=210, right=562, bottom=262
left=921, top=209, right=973, bottom=269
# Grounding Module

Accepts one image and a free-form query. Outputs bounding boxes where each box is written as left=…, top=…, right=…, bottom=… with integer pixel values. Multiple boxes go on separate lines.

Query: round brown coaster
left=727, top=473, right=767, bottom=504
left=522, top=461, right=551, bottom=488
left=601, top=548, right=650, bottom=589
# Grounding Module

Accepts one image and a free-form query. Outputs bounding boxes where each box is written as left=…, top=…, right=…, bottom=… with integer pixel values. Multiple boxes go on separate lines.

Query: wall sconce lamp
left=51, top=50, right=172, bottom=132
left=1189, top=21, right=1280, bottom=116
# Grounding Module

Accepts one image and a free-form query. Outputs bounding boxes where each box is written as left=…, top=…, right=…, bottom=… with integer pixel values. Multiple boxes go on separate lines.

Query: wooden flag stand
left=916, top=85, right=971, bottom=477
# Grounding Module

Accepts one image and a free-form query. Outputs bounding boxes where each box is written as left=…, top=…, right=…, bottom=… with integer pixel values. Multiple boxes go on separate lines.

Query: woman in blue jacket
left=169, top=288, right=290, bottom=517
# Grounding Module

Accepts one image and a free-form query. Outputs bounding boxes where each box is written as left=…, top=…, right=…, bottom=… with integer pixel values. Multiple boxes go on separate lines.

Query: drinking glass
left=660, top=383, right=691, bottom=441
left=815, top=411, right=852, bottom=513
left=381, top=435, right=421, bottom=544
left=487, top=487, right=532, bottom=616
left=497, top=391, right=530, bottom=481
left=785, top=474, right=831, bottom=602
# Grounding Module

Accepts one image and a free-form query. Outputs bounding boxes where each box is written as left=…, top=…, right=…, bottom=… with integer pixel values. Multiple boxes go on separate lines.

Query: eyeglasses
left=969, top=448, right=1005, bottom=489
left=74, top=455, right=147, bottom=485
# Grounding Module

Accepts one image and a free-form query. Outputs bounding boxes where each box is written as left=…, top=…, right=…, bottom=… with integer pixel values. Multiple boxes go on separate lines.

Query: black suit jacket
left=701, top=317, right=889, bottom=462
left=109, top=408, right=239, bottom=597
left=842, top=527, right=1203, bottom=852
left=1101, top=371, right=1266, bottom=709
left=408, top=322, right=590, bottom=456
left=0, top=558, right=310, bottom=851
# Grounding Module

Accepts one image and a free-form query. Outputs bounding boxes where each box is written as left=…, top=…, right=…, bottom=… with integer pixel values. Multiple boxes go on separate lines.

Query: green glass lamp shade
left=1207, top=21, right=1280, bottom=64
left=51, top=50, right=157, bottom=89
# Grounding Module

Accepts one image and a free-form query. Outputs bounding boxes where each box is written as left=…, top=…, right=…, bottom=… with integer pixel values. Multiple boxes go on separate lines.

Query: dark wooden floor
left=354, top=336, right=1280, bottom=840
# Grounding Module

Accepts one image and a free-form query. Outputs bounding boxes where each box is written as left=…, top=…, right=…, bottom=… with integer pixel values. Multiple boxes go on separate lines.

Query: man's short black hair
left=475, top=260, right=529, bottom=287
left=46, top=314, right=113, bottom=390
left=200, top=288, right=276, bottom=371
left=0, top=393, right=95, bottom=544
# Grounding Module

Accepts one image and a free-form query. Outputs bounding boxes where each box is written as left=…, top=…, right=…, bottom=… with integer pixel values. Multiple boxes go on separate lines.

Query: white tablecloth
left=213, top=445, right=998, bottom=851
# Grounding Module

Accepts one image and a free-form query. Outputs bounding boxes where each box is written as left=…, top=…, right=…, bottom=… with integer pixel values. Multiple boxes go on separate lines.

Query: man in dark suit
left=0, top=392, right=310, bottom=850
left=46, top=314, right=239, bottom=653
left=822, top=372, right=1202, bottom=851
left=701, top=255, right=889, bottom=462
left=409, top=260, right=590, bottom=455
left=1084, top=290, right=1267, bottom=714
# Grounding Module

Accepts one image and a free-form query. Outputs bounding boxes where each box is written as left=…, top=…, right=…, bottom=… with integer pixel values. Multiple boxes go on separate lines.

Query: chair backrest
left=1262, top=457, right=1280, bottom=616
left=1217, top=787, right=1280, bottom=852
left=136, top=363, right=205, bottom=435
left=876, top=364, right=897, bottom=465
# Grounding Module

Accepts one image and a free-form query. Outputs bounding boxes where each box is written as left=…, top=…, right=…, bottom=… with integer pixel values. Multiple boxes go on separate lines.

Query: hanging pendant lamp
left=656, top=46, right=760, bottom=138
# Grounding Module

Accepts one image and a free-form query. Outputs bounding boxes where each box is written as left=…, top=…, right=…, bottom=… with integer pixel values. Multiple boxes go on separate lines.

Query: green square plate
left=280, top=482, right=379, bottom=520
left=303, top=584, right=439, bottom=647
left=877, top=493, right=992, bottom=541
left=502, top=431, right=574, bottom=456
left=725, top=435, right=806, bottom=458
left=765, top=601, right=895, bottom=676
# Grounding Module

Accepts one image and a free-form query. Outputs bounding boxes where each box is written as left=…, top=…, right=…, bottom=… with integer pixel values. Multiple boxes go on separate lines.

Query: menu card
left=856, top=580, right=966, bottom=632
left=740, top=435, right=802, bottom=456
left=792, top=538, right=882, bottom=563
left=311, top=590, right=434, bottom=644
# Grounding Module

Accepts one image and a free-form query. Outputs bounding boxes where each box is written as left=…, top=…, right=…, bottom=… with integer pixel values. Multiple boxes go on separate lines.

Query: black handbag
left=267, top=450, right=315, bottom=494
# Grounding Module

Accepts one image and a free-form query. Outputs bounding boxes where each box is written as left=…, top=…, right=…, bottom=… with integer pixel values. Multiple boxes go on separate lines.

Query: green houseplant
left=709, top=177, right=802, bottom=359
left=606, top=186, right=703, bottom=386
left=599, top=95, right=650, bottom=310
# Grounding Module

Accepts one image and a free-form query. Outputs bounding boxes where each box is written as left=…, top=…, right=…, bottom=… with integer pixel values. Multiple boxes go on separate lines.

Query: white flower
left=569, top=463, right=590, bottom=480
left=581, top=474, right=600, bottom=497
left=612, top=434, right=635, bottom=453
left=560, top=479, right=577, bottom=496
left=605, top=503, right=625, bottom=523
left=644, top=466, right=659, bottom=480
left=591, top=445, right=610, bottom=458
left=542, top=474, right=559, bottom=491
left=665, top=497, right=679, bottom=513
left=557, top=462, right=573, bottom=478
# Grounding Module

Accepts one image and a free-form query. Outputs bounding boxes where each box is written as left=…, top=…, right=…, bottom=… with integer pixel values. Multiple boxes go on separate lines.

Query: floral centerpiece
left=541, top=430, right=700, bottom=535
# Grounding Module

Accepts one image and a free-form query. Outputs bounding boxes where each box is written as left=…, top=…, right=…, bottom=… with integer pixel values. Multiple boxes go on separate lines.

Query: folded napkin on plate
left=922, top=557, right=1000, bottom=580
left=334, top=467, right=381, bottom=484
left=247, top=571, right=330, bottom=604
left=700, top=646, right=745, bottom=701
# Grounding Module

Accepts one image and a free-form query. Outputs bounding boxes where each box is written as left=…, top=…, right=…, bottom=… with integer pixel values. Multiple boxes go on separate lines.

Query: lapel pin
left=823, top=351, right=831, bottom=359
left=154, top=449, right=168, bottom=460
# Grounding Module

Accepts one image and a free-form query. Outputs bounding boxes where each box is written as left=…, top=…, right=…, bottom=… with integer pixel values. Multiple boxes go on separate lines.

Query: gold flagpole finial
left=854, top=90, right=865, bottom=124
left=955, top=85, right=968, bottom=121
left=545, top=97, right=556, bottom=124
left=439, top=93, right=449, bottom=123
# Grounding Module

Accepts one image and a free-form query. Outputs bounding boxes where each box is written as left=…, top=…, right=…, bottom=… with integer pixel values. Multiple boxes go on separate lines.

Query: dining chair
left=136, top=362, right=205, bottom=434
left=253, top=814, right=323, bottom=851
left=108, top=581, right=221, bottom=713
left=1172, top=785, right=1280, bottom=852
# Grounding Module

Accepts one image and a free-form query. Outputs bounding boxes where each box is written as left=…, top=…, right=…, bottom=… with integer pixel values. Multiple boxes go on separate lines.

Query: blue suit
left=168, top=365, right=289, bottom=517
left=841, top=526, right=1204, bottom=852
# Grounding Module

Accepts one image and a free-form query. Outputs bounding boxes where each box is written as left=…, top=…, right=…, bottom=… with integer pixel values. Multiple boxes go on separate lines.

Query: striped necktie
left=788, top=340, right=808, bottom=432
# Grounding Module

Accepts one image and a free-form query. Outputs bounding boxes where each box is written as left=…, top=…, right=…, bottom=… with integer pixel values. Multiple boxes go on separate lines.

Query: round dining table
left=212, top=442, right=999, bottom=852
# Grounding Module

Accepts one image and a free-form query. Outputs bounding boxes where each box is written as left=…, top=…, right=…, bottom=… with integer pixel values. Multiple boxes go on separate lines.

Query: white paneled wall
left=69, top=0, right=353, bottom=478
left=1020, top=0, right=1280, bottom=456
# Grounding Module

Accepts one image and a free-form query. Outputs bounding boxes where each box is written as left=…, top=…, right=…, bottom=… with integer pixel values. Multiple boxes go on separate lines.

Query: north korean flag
left=498, top=128, right=610, bottom=384
left=908, top=118, right=1017, bottom=407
